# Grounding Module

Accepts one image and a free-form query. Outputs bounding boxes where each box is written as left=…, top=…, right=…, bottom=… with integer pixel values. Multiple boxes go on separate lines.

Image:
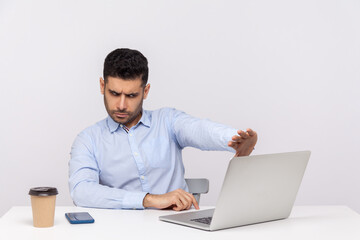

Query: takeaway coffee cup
left=28, top=187, right=58, bottom=228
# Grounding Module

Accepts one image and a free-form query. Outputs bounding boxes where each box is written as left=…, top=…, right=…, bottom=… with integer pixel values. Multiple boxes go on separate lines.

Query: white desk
left=1, top=206, right=359, bottom=240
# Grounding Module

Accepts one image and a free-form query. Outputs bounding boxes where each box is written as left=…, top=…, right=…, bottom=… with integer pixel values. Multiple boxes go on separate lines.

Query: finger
left=173, top=198, right=184, bottom=211
left=181, top=191, right=199, bottom=210
left=182, top=194, right=193, bottom=210
left=178, top=195, right=191, bottom=210
left=173, top=205, right=181, bottom=211
left=232, top=135, right=243, bottom=142
left=229, top=141, right=242, bottom=149
left=187, top=193, right=199, bottom=210
left=237, top=130, right=249, bottom=139
left=228, top=141, right=240, bottom=148
left=240, top=131, right=249, bottom=139
left=179, top=190, right=199, bottom=210
left=246, top=128, right=256, bottom=136
left=174, top=189, right=190, bottom=210
left=189, top=193, right=200, bottom=210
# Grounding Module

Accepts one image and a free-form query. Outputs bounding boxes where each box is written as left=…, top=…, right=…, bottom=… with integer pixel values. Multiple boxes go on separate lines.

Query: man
left=69, top=48, right=257, bottom=211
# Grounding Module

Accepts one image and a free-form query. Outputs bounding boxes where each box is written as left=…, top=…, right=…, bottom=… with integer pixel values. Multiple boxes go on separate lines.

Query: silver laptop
left=159, top=151, right=311, bottom=231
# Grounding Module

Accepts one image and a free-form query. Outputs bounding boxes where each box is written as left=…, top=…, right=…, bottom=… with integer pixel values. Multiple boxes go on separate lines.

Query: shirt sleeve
left=68, top=131, right=148, bottom=209
left=171, top=109, right=238, bottom=152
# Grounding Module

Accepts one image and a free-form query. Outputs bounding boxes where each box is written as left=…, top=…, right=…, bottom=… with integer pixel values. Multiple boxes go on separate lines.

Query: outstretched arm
left=172, top=109, right=257, bottom=155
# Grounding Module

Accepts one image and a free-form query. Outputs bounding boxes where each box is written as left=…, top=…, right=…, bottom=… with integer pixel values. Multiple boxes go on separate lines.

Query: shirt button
left=141, top=176, right=145, bottom=180
left=129, top=133, right=133, bottom=137
left=134, top=152, right=138, bottom=156
left=120, top=124, right=123, bottom=127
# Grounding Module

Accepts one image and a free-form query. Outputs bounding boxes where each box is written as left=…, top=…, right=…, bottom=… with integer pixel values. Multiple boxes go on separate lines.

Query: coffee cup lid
left=29, top=187, right=58, bottom=196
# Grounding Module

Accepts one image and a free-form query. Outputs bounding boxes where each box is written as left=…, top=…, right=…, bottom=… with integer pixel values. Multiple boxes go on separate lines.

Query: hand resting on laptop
left=143, top=189, right=200, bottom=211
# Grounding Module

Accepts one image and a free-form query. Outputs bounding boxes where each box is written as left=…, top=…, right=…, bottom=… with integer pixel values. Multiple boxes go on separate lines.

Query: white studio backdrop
left=0, top=0, right=359, bottom=217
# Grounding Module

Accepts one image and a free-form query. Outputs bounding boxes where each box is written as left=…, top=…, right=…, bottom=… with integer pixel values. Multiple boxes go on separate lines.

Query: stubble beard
left=104, top=95, right=143, bottom=127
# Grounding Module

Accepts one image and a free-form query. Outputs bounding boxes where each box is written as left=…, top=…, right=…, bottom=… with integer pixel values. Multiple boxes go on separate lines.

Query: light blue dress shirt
left=69, top=108, right=237, bottom=209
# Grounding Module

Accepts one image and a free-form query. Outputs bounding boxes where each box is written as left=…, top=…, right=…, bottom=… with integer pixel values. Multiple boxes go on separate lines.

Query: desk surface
left=1, top=206, right=359, bottom=240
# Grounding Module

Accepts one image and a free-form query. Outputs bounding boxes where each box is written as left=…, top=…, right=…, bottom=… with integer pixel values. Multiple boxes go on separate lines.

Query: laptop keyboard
left=190, top=216, right=212, bottom=225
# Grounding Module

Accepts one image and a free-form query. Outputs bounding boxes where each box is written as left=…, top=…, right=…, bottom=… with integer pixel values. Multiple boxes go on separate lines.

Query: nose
left=118, top=95, right=127, bottom=111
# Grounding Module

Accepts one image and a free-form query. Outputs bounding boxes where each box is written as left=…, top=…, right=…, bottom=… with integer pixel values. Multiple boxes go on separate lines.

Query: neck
left=125, top=111, right=142, bottom=128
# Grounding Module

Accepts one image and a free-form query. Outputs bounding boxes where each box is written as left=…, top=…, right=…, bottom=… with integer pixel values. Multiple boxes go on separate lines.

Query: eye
left=110, top=91, right=119, bottom=96
left=127, top=94, right=138, bottom=98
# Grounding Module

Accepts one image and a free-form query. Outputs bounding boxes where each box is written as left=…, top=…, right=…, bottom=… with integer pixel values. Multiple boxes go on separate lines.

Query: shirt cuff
left=122, top=191, right=148, bottom=209
left=223, top=128, right=238, bottom=153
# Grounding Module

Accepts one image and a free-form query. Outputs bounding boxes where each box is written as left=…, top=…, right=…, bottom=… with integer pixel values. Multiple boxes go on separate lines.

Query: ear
left=100, top=77, right=105, bottom=95
left=143, top=83, right=150, bottom=99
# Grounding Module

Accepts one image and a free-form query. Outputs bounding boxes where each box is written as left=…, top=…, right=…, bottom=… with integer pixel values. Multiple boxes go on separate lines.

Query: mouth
left=114, top=112, right=129, bottom=118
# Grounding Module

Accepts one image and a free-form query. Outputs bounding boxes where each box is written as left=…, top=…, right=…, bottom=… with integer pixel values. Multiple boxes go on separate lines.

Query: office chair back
left=185, top=178, right=209, bottom=204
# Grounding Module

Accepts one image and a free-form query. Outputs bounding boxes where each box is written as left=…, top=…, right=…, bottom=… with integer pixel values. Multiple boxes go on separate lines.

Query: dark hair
left=103, top=48, right=148, bottom=86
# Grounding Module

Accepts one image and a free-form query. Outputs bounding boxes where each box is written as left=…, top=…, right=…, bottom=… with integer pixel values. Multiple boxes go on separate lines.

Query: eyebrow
left=109, top=89, right=139, bottom=96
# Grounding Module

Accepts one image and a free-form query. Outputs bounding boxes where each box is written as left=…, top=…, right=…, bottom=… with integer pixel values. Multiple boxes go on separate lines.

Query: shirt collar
left=106, top=110, right=151, bottom=133
left=139, top=110, right=151, bottom=128
left=107, top=115, right=121, bottom=133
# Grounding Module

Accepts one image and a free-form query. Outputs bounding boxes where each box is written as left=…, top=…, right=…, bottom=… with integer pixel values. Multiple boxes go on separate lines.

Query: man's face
left=100, top=76, right=150, bottom=128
